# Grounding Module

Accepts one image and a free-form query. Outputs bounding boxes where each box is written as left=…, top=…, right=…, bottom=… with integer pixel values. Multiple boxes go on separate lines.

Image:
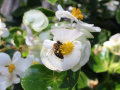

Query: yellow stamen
left=72, top=7, right=83, bottom=20
left=32, top=61, right=39, bottom=65
left=8, top=64, right=15, bottom=73
left=59, top=42, right=74, bottom=55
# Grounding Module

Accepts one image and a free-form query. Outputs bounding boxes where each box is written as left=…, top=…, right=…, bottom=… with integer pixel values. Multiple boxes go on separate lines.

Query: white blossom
left=0, top=18, right=9, bottom=38
left=0, top=51, right=29, bottom=89
left=55, top=5, right=101, bottom=38
left=105, top=0, right=119, bottom=11
left=103, top=33, right=120, bottom=55
left=40, top=29, right=91, bottom=71
left=23, top=10, right=49, bottom=32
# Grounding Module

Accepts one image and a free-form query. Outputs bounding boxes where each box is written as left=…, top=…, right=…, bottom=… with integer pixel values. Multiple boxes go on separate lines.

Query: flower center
left=8, top=64, right=15, bottom=73
left=32, top=61, right=39, bottom=65
left=72, top=7, right=83, bottom=20
left=59, top=42, right=74, bottom=55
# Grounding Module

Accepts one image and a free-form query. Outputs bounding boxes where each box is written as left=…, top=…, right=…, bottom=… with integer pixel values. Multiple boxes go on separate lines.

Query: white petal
left=103, top=41, right=113, bottom=48
left=110, top=33, right=120, bottom=42
left=25, top=55, right=34, bottom=66
left=25, top=25, right=34, bottom=46
left=1, top=28, right=9, bottom=38
left=72, top=41, right=91, bottom=71
left=42, top=41, right=82, bottom=71
left=0, top=67, right=10, bottom=90
left=51, top=29, right=83, bottom=42
left=77, top=28, right=94, bottom=38
left=57, top=4, right=64, bottom=11
left=40, top=47, right=58, bottom=71
left=56, top=5, right=77, bottom=21
left=0, top=53, right=11, bottom=66
left=0, top=66, right=9, bottom=76
left=43, top=40, right=56, bottom=49
left=12, top=51, right=21, bottom=63
left=0, top=81, right=8, bottom=90
left=56, top=11, right=78, bottom=21
left=39, top=31, right=52, bottom=43
left=12, top=74, right=20, bottom=84
left=77, top=21, right=101, bottom=32
left=14, top=58, right=27, bottom=77
left=26, top=36, right=33, bottom=46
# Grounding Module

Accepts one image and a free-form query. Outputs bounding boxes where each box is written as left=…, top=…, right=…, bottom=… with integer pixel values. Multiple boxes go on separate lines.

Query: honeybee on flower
left=40, top=5, right=101, bottom=72
left=40, top=29, right=91, bottom=71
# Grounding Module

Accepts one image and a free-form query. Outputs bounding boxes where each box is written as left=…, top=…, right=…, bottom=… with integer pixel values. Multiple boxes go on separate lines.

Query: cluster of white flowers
left=0, top=18, right=40, bottom=89
left=40, top=5, right=101, bottom=72
left=0, top=5, right=101, bottom=89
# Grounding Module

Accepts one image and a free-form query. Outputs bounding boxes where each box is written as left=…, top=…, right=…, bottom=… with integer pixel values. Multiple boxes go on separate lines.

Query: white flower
left=0, top=66, right=20, bottom=90
left=23, top=10, right=49, bottom=32
left=103, top=33, right=120, bottom=55
left=105, top=0, right=119, bottom=11
left=56, top=5, right=101, bottom=38
left=0, top=51, right=32, bottom=89
left=40, top=29, right=91, bottom=71
left=0, top=51, right=27, bottom=77
left=0, top=18, right=9, bottom=38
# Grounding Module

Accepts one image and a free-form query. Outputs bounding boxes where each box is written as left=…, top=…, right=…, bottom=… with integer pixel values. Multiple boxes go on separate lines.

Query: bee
left=51, top=41, right=64, bottom=59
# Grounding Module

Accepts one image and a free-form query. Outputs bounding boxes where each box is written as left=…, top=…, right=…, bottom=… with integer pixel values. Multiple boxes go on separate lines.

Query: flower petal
left=56, top=10, right=78, bottom=21
left=43, top=39, right=56, bottom=49
left=72, top=41, right=91, bottom=71
left=51, top=29, right=83, bottom=42
left=77, top=21, right=101, bottom=32
left=12, top=51, right=21, bottom=63
left=40, top=47, right=58, bottom=71
left=0, top=81, right=8, bottom=90
left=0, top=53, right=11, bottom=66
left=1, top=28, right=9, bottom=38
left=39, top=31, right=52, bottom=43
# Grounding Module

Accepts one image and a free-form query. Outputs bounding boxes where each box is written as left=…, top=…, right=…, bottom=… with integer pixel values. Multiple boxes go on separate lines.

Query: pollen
left=72, top=7, right=83, bottom=20
left=32, top=61, right=39, bottom=65
left=59, top=42, right=74, bottom=55
left=8, top=64, right=15, bottom=73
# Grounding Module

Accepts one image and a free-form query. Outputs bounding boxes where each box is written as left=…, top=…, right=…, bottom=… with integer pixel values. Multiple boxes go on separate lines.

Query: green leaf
left=115, top=82, right=120, bottom=90
left=88, top=44, right=110, bottom=73
left=36, top=7, right=55, bottom=17
left=116, top=7, right=120, bottom=24
left=22, top=64, right=69, bottom=90
left=77, top=71, right=89, bottom=89
left=47, top=0, right=58, bottom=5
